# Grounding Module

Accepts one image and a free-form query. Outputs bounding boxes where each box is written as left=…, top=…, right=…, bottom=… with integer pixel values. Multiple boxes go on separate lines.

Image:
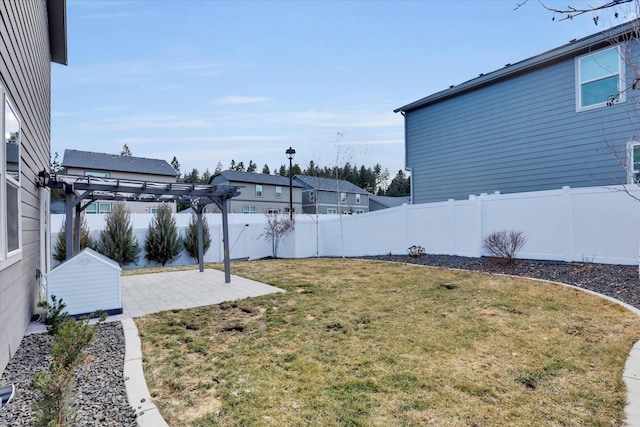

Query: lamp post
left=286, top=147, right=295, bottom=220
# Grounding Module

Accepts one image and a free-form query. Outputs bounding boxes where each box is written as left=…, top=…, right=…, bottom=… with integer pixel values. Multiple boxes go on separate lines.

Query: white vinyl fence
left=51, top=185, right=640, bottom=268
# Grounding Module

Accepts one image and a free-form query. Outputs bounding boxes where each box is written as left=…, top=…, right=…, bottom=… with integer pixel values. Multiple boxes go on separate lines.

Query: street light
left=286, top=147, right=296, bottom=220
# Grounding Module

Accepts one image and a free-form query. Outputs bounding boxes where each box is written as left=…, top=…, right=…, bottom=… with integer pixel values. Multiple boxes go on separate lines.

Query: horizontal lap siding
left=406, top=52, right=637, bottom=204
left=0, top=1, right=51, bottom=374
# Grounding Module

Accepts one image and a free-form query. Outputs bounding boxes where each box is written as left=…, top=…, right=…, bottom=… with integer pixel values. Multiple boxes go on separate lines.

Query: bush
left=31, top=314, right=104, bottom=426
left=408, top=245, right=425, bottom=258
left=482, top=230, right=527, bottom=261
left=97, top=203, right=140, bottom=266
left=145, top=204, right=182, bottom=266
left=183, top=212, right=212, bottom=262
left=261, top=212, right=294, bottom=258
left=53, top=215, right=96, bottom=262
left=38, top=295, right=70, bottom=336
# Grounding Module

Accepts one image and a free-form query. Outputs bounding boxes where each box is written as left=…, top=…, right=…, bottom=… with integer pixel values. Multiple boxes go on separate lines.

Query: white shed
left=46, top=248, right=122, bottom=317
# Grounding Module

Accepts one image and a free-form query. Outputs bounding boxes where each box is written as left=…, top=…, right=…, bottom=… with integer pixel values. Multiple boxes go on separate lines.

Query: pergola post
left=196, top=205, right=204, bottom=273
left=64, top=190, right=74, bottom=260
left=73, top=203, right=82, bottom=255
left=221, top=197, right=231, bottom=284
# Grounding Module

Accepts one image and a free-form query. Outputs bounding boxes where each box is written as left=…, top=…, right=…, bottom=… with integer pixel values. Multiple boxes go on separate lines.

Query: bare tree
left=261, top=212, right=294, bottom=258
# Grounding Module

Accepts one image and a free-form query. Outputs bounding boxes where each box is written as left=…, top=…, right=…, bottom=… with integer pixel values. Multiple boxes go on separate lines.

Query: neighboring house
left=1, top=0, right=67, bottom=374
left=294, top=175, right=369, bottom=214
left=395, top=20, right=640, bottom=204
left=61, top=149, right=179, bottom=213
left=209, top=170, right=303, bottom=215
left=369, top=195, right=411, bottom=212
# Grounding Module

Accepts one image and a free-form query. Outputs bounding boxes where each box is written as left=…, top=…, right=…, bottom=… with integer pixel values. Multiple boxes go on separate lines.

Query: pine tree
left=54, top=215, right=96, bottom=262
left=144, top=204, right=182, bottom=266
left=120, top=144, right=132, bottom=156
left=214, top=161, right=223, bottom=174
left=171, top=156, right=180, bottom=175
left=247, top=160, right=257, bottom=173
left=97, top=203, right=140, bottom=266
left=262, top=164, right=270, bottom=174
left=183, top=212, right=212, bottom=262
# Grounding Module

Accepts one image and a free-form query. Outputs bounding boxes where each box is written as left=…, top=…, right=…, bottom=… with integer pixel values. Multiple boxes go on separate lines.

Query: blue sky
left=51, top=0, right=628, bottom=178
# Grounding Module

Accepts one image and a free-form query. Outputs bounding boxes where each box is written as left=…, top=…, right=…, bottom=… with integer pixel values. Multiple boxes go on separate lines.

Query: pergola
left=39, top=172, right=240, bottom=283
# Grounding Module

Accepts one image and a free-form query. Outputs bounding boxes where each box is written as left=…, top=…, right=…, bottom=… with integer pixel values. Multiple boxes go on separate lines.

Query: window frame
left=309, top=190, right=315, bottom=203
left=255, top=184, right=263, bottom=198
left=355, top=193, right=361, bottom=204
left=627, top=140, right=640, bottom=184
left=355, top=209, right=365, bottom=214
left=1, top=92, right=22, bottom=269
left=576, top=46, right=625, bottom=112
left=327, top=208, right=338, bottom=214
left=243, top=205, right=257, bottom=214
left=340, top=192, right=347, bottom=204
left=275, top=186, right=282, bottom=199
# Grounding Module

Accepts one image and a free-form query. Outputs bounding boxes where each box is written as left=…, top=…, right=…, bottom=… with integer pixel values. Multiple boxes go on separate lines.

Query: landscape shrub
left=261, top=212, right=294, bottom=258
left=53, top=215, right=96, bottom=262
left=97, top=203, right=140, bottom=266
left=31, top=313, right=104, bottom=427
left=482, top=230, right=527, bottom=262
left=145, top=203, right=182, bottom=266
left=183, top=212, right=212, bottom=262
left=38, top=295, right=70, bottom=336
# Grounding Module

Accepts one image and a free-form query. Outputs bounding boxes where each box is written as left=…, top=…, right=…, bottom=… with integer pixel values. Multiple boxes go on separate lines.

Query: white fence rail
left=51, top=185, right=640, bottom=268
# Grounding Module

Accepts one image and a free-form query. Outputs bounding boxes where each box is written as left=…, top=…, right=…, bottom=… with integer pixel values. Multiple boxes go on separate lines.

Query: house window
left=340, top=192, right=347, bottom=203
left=355, top=194, right=361, bottom=204
left=576, top=46, right=624, bottom=111
left=355, top=209, right=365, bottom=214
left=327, top=208, right=338, bottom=214
left=3, top=97, right=21, bottom=260
left=85, top=202, right=112, bottom=214
left=628, top=141, right=640, bottom=183
left=255, top=184, right=263, bottom=198
left=243, top=205, right=257, bottom=214
left=85, top=171, right=110, bottom=178
left=267, top=208, right=280, bottom=214
left=309, top=190, right=315, bottom=203
left=275, top=186, right=282, bottom=198
left=149, top=207, right=159, bottom=214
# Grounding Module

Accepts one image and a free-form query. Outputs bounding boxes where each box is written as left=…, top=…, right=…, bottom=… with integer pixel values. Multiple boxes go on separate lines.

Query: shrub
left=97, top=203, right=140, bottom=266
left=183, top=212, right=212, bottom=262
left=31, top=314, right=104, bottom=426
left=482, top=230, right=527, bottom=261
left=145, top=203, right=183, bottom=266
left=408, top=245, right=425, bottom=258
left=53, top=215, right=96, bottom=262
left=38, top=295, right=70, bottom=336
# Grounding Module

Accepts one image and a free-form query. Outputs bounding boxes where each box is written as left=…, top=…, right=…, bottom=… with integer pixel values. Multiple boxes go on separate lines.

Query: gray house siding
left=296, top=176, right=369, bottom=214
left=0, top=0, right=61, bottom=374
left=403, top=33, right=637, bottom=204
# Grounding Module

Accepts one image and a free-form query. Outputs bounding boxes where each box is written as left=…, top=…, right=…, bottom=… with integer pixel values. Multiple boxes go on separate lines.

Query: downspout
left=400, top=110, right=413, bottom=205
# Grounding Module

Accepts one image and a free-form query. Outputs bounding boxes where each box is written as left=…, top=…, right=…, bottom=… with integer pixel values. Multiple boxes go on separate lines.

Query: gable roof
left=294, top=175, right=368, bottom=194
left=395, top=18, right=638, bottom=114
left=369, top=195, right=410, bottom=208
left=61, top=149, right=178, bottom=177
left=210, top=170, right=303, bottom=187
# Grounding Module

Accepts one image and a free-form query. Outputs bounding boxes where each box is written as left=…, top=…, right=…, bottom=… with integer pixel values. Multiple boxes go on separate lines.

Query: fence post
left=562, top=186, right=574, bottom=263
left=448, top=199, right=456, bottom=255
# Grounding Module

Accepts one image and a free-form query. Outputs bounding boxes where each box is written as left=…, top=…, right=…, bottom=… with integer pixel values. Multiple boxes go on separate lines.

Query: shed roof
left=210, top=170, right=303, bottom=187
left=48, top=248, right=121, bottom=275
left=395, top=18, right=639, bottom=114
left=62, top=149, right=179, bottom=177
left=294, top=175, right=368, bottom=194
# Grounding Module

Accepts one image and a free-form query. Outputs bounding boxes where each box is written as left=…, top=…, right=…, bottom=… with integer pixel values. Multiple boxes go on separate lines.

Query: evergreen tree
left=214, top=161, right=223, bottom=174
left=247, top=160, right=257, bottom=173
left=236, top=161, right=245, bottom=171
left=183, top=168, right=200, bottom=183
left=278, top=165, right=287, bottom=176
left=387, top=170, right=411, bottom=197
left=183, top=212, right=212, bottom=262
left=144, top=204, right=182, bottom=266
left=201, top=168, right=212, bottom=183
left=229, top=160, right=237, bottom=170
left=262, top=164, right=270, bottom=174
left=54, top=215, right=96, bottom=262
left=97, top=203, right=140, bottom=266
left=120, top=144, right=132, bottom=156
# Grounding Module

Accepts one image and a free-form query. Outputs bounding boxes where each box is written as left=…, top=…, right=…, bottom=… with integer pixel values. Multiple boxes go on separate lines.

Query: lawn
left=135, top=259, right=640, bottom=426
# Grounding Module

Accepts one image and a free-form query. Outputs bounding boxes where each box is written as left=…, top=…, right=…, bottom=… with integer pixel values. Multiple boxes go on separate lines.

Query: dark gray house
left=209, top=170, right=303, bottom=214
left=0, top=0, right=67, bottom=374
left=395, top=20, right=640, bottom=204
left=294, top=175, right=369, bottom=214
left=61, top=149, right=179, bottom=213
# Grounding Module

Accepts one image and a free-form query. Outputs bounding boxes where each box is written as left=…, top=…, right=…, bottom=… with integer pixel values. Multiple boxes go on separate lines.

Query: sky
left=50, top=0, right=634, bottom=179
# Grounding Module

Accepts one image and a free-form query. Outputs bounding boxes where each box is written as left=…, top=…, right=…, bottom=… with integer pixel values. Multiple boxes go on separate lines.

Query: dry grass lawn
left=135, top=259, right=640, bottom=426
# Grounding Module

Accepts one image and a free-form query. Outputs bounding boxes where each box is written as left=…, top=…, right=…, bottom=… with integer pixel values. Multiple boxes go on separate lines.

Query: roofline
left=47, top=0, right=67, bottom=65
left=209, top=171, right=304, bottom=187
left=394, top=19, right=638, bottom=114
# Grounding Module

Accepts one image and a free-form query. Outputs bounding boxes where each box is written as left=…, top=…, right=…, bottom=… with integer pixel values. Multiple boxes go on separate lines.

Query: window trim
left=340, top=192, right=347, bottom=204
left=627, top=140, right=640, bottom=184
left=355, top=209, right=365, bottom=214
left=275, top=186, right=282, bottom=199
left=309, top=190, right=315, bottom=203
left=0, top=91, right=23, bottom=269
left=327, top=208, right=338, bottom=214
left=243, top=205, right=257, bottom=214
left=355, top=193, right=361, bottom=204
left=255, top=184, right=263, bottom=198
left=575, top=46, right=625, bottom=112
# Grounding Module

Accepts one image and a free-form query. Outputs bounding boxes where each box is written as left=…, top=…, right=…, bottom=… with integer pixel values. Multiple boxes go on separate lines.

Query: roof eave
left=394, top=19, right=638, bottom=114
left=47, top=0, right=67, bottom=65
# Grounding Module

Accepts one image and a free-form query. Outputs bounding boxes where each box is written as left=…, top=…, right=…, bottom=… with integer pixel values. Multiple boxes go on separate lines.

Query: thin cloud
left=213, top=96, right=270, bottom=105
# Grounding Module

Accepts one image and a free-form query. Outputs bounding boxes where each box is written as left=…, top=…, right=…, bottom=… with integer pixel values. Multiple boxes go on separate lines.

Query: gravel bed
left=0, top=321, right=136, bottom=426
left=359, top=255, right=640, bottom=310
